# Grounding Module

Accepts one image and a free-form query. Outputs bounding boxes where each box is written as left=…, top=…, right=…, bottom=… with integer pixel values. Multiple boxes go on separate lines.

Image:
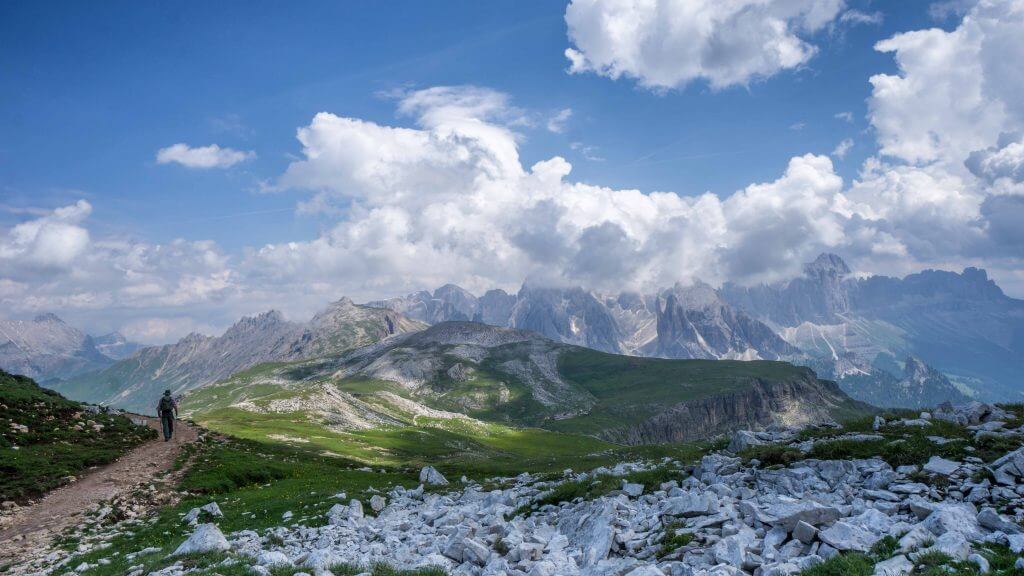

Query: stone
left=922, top=504, right=983, bottom=541
left=1008, top=534, right=1024, bottom=554
left=922, top=456, right=960, bottom=476
left=664, top=492, right=719, bottom=517
left=172, top=524, right=230, bottom=556
left=370, top=495, right=387, bottom=513
left=728, top=431, right=760, bottom=453
left=301, top=549, right=340, bottom=571
left=922, top=531, right=970, bottom=561
left=419, top=466, right=449, bottom=486
left=623, top=482, right=644, bottom=498
left=977, top=507, right=1023, bottom=534
left=792, top=521, right=817, bottom=544
left=256, top=551, right=292, bottom=568
left=967, top=553, right=990, bottom=574
left=712, top=526, right=756, bottom=568
left=461, top=538, right=490, bottom=566
left=873, top=555, right=913, bottom=576
left=873, top=416, right=885, bottom=431
left=763, top=501, right=841, bottom=531
left=182, top=502, right=223, bottom=524
left=818, top=521, right=880, bottom=552
left=624, top=567, right=666, bottom=576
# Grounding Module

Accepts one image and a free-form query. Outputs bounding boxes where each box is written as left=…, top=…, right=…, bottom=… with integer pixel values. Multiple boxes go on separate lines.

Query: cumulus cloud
left=966, top=132, right=1024, bottom=184
left=563, top=0, right=846, bottom=90
left=7, top=1, right=1024, bottom=339
left=869, top=0, right=1024, bottom=167
left=156, top=143, right=256, bottom=169
left=0, top=199, right=91, bottom=271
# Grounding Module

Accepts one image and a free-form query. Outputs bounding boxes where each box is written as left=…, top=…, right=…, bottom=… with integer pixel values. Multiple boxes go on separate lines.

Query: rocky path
left=0, top=417, right=199, bottom=568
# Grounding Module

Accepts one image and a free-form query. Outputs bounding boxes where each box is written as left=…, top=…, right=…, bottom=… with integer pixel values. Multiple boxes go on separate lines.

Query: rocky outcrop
left=601, top=372, right=850, bottom=445
left=839, top=356, right=971, bottom=409
left=648, top=282, right=799, bottom=361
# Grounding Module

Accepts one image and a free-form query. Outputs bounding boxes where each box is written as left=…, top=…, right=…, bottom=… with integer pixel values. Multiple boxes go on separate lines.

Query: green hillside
left=0, top=370, right=156, bottom=502
left=182, top=322, right=867, bottom=467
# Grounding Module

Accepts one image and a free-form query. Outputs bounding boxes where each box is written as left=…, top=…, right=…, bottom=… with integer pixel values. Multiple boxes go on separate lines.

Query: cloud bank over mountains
left=2, top=0, right=1023, bottom=342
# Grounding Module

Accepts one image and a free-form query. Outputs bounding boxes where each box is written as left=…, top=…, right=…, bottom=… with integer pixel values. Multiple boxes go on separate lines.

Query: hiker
left=157, top=390, right=178, bottom=441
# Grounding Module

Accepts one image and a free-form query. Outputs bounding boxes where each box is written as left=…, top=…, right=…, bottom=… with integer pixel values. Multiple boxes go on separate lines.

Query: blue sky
left=2, top=0, right=933, bottom=248
left=2, top=0, right=1022, bottom=341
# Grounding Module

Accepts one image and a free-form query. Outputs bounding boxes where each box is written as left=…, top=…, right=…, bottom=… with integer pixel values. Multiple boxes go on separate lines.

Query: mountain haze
left=55, top=299, right=425, bottom=413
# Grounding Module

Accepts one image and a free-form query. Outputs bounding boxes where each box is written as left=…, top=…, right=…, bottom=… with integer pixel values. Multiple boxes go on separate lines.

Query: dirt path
left=0, top=416, right=199, bottom=567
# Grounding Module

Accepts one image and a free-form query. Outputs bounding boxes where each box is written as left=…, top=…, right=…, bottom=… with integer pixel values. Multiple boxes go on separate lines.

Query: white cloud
left=868, top=0, right=1024, bottom=167
left=839, top=10, right=882, bottom=25
left=546, top=108, right=573, bottom=133
left=156, top=143, right=255, bottom=169
left=834, top=111, right=854, bottom=123
left=563, top=0, right=846, bottom=90
left=0, top=199, right=91, bottom=270
left=832, top=138, right=854, bottom=158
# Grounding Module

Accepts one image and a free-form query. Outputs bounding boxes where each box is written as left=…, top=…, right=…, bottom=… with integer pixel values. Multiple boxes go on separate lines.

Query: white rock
left=922, top=504, right=983, bottom=541
left=873, top=554, right=913, bottom=576
left=664, top=492, right=719, bottom=517
left=792, top=521, right=817, bottom=544
left=370, top=495, right=387, bottom=513
left=623, top=482, right=644, bottom=498
left=922, top=456, right=960, bottom=476
left=967, top=553, right=990, bottom=574
left=420, top=466, right=449, bottom=486
left=257, top=551, right=292, bottom=568
left=818, top=521, right=880, bottom=552
left=921, top=531, right=970, bottom=561
left=172, top=524, right=230, bottom=556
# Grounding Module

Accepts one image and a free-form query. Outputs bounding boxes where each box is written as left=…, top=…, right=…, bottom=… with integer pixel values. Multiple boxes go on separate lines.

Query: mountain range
left=0, top=314, right=135, bottom=382
left=49, top=298, right=424, bottom=413
left=3, top=254, right=1021, bottom=412
left=370, top=254, right=1024, bottom=405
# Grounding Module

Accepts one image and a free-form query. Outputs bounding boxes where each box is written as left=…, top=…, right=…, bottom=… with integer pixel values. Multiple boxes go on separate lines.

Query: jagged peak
left=326, top=296, right=356, bottom=308
left=32, top=312, right=66, bottom=324
left=433, top=283, right=476, bottom=300
left=663, top=280, right=721, bottom=309
left=803, top=253, right=851, bottom=278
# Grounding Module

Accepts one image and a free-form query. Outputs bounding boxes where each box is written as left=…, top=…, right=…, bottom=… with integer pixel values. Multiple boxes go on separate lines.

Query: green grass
left=739, top=444, right=804, bottom=467
left=657, top=522, right=695, bottom=558
left=550, top=349, right=819, bottom=435
left=53, top=436, right=438, bottom=576
left=0, top=370, right=156, bottom=502
left=511, top=459, right=701, bottom=517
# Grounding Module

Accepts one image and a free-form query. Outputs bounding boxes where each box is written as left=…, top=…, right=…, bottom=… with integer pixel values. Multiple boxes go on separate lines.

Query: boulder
left=256, top=551, right=291, bottom=568
left=762, top=501, right=841, bottom=531
left=792, top=521, right=817, bottom=544
left=922, top=456, right=960, bottom=476
left=370, top=495, right=387, bottom=513
left=873, top=555, right=913, bottom=576
left=419, top=466, right=449, bottom=486
left=664, top=492, right=719, bottom=517
left=818, top=521, right=880, bottom=552
left=922, top=504, right=983, bottom=541
left=182, top=502, right=223, bottom=524
left=172, top=524, right=230, bottom=556
left=728, top=431, right=760, bottom=453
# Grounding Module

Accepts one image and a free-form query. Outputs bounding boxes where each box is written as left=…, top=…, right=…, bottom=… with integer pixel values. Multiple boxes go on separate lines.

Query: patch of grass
left=0, top=370, right=156, bottom=503
left=798, top=553, right=875, bottom=576
left=740, top=444, right=803, bottom=467
left=870, top=536, right=899, bottom=559
left=511, top=463, right=691, bottom=517
left=657, top=522, right=694, bottom=558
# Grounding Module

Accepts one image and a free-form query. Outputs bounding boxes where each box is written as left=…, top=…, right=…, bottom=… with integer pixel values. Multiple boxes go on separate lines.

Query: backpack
left=158, top=395, right=174, bottom=413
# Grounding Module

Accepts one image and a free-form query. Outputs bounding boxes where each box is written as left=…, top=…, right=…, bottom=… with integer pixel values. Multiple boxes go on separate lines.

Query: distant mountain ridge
left=0, top=314, right=114, bottom=381
left=371, top=255, right=1024, bottom=404
left=53, top=299, right=425, bottom=414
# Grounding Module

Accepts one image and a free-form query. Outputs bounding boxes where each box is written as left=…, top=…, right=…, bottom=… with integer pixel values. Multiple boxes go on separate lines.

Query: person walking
left=157, top=390, right=178, bottom=441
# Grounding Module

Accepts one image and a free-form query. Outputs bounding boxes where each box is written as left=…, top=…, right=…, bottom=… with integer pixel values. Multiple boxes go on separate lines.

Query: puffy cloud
left=156, top=143, right=255, bottom=169
left=966, top=132, right=1024, bottom=184
left=868, top=0, right=1024, bottom=166
left=0, top=200, right=91, bottom=271
left=563, top=0, right=846, bottom=90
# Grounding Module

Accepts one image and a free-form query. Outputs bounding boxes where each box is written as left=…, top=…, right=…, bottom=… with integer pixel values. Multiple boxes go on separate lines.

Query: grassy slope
left=183, top=336, right=869, bottom=472
left=0, top=370, right=156, bottom=502
left=551, top=349, right=842, bottom=435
